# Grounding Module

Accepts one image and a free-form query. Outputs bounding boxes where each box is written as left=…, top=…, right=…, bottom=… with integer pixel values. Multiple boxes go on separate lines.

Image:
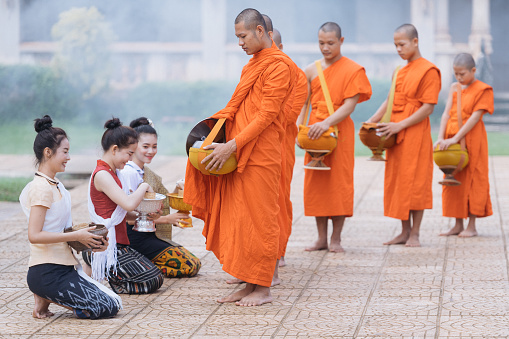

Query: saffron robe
left=303, top=57, right=372, bottom=217
left=384, top=58, right=441, bottom=220
left=278, top=68, right=308, bottom=258
left=184, top=43, right=297, bottom=287
left=442, top=80, right=494, bottom=218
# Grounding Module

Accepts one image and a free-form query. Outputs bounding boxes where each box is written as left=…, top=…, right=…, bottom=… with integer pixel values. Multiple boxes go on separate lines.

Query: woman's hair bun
left=34, top=115, right=53, bottom=133
left=104, top=117, right=122, bottom=130
left=129, top=117, right=151, bottom=129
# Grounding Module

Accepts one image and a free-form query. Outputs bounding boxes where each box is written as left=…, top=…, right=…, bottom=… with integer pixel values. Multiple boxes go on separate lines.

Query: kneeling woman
left=122, top=117, right=201, bottom=278
left=20, top=115, right=121, bottom=319
left=84, top=118, right=164, bottom=294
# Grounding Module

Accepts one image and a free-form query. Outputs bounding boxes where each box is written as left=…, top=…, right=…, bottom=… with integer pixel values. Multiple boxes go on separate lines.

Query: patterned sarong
left=152, top=246, right=201, bottom=278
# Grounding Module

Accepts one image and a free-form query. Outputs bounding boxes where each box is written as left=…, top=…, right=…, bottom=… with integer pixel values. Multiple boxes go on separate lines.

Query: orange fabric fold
left=442, top=80, right=494, bottom=218
left=278, top=68, right=308, bottom=258
left=184, top=43, right=297, bottom=286
left=384, top=58, right=441, bottom=220
left=304, top=57, right=372, bottom=217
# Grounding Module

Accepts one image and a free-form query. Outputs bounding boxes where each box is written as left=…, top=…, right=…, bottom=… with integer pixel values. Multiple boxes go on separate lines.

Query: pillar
left=469, top=0, right=492, bottom=59
left=201, top=0, right=227, bottom=80
left=0, top=0, right=20, bottom=64
left=411, top=0, right=435, bottom=61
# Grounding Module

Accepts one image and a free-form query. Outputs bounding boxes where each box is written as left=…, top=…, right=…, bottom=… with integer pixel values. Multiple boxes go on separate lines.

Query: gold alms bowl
left=433, top=143, right=469, bottom=186
left=188, top=148, right=237, bottom=176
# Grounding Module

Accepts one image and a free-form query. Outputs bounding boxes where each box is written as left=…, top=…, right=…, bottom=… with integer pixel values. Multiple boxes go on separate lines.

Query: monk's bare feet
left=236, top=285, right=273, bottom=307
left=440, top=226, right=463, bottom=236
left=329, top=243, right=344, bottom=253
left=271, top=276, right=281, bottom=287
left=217, top=284, right=255, bottom=303
left=383, top=232, right=409, bottom=245
left=405, top=234, right=421, bottom=247
left=279, top=256, right=286, bottom=267
left=226, top=277, right=245, bottom=284
left=305, top=240, right=328, bottom=251
left=458, top=229, right=478, bottom=238
left=33, top=294, right=54, bottom=319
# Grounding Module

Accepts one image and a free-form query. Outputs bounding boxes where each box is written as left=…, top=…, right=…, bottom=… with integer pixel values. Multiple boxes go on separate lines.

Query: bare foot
left=279, top=257, right=286, bottom=267
left=33, top=294, right=54, bottom=319
left=305, top=240, right=328, bottom=251
left=329, top=243, right=344, bottom=253
left=440, top=226, right=463, bottom=236
left=226, top=277, right=245, bottom=284
left=383, top=232, right=409, bottom=245
left=271, top=277, right=281, bottom=287
left=458, top=229, right=478, bottom=238
left=236, top=286, right=273, bottom=306
left=405, top=234, right=421, bottom=247
left=217, top=284, right=255, bottom=303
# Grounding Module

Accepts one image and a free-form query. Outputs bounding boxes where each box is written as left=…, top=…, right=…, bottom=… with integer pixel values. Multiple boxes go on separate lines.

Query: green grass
left=0, top=177, right=31, bottom=202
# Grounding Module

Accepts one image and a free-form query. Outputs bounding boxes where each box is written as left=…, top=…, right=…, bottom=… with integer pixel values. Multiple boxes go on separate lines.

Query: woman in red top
left=83, top=118, right=164, bottom=294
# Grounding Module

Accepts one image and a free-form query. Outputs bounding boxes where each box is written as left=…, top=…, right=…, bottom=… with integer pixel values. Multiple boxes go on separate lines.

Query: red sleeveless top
left=90, top=160, right=129, bottom=245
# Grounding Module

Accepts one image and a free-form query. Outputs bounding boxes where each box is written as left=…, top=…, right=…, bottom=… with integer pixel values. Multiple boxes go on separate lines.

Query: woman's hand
left=167, top=212, right=191, bottom=228
left=92, top=236, right=109, bottom=253
left=75, top=226, right=104, bottom=248
left=148, top=209, right=162, bottom=220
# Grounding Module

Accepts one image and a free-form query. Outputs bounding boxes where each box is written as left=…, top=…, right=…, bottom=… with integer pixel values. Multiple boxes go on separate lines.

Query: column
left=0, top=0, right=20, bottom=64
left=469, top=0, right=492, bottom=58
left=411, top=0, right=435, bottom=61
left=201, top=0, right=227, bottom=80
left=434, top=0, right=454, bottom=89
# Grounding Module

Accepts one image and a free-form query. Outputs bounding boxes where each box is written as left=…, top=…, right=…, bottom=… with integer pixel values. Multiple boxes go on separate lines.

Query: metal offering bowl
left=133, top=193, right=166, bottom=232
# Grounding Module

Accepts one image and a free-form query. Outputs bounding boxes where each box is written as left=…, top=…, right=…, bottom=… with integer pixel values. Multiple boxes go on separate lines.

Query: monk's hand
left=437, top=137, right=457, bottom=151
left=308, top=121, right=330, bottom=140
left=376, top=122, right=402, bottom=138
left=202, top=139, right=237, bottom=171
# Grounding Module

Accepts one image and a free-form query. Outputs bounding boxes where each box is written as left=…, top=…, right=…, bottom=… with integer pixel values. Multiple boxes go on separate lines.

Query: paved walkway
left=1, top=155, right=508, bottom=338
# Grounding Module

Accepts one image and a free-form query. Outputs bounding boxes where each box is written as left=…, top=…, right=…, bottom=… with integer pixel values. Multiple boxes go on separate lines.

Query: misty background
left=0, top=0, right=508, bottom=156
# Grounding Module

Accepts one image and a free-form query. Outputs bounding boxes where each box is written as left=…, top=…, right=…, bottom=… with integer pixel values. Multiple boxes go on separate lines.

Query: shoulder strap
left=380, top=66, right=401, bottom=123
left=314, top=60, right=338, bottom=136
left=200, top=118, right=226, bottom=149
left=456, top=83, right=466, bottom=150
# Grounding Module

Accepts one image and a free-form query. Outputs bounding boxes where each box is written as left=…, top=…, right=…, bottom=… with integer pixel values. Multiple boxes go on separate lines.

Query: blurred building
left=0, top=0, right=507, bottom=125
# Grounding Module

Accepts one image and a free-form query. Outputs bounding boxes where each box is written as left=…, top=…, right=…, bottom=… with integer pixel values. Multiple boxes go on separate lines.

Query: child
left=122, top=117, right=201, bottom=278
left=435, top=53, right=494, bottom=237
left=20, top=115, right=121, bottom=319
left=84, top=118, right=164, bottom=294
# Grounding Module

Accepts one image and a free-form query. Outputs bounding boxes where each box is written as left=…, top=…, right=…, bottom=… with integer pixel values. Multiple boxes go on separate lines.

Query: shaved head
left=273, top=28, right=282, bottom=46
left=453, top=53, right=476, bottom=69
left=262, top=14, right=273, bottom=32
left=319, top=22, right=341, bottom=39
left=235, top=8, right=267, bottom=32
left=395, top=23, right=418, bottom=40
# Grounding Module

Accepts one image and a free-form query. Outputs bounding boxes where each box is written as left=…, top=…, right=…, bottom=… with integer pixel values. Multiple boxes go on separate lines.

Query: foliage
left=0, top=177, right=31, bottom=202
left=0, top=65, right=80, bottom=122
left=51, top=7, right=116, bottom=99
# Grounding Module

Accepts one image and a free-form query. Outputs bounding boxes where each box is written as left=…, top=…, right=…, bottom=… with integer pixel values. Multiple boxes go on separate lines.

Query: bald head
left=235, top=8, right=267, bottom=32
left=262, top=14, right=273, bottom=32
left=453, top=53, right=476, bottom=70
left=395, top=23, right=418, bottom=40
left=273, top=29, right=282, bottom=46
left=319, top=22, right=342, bottom=39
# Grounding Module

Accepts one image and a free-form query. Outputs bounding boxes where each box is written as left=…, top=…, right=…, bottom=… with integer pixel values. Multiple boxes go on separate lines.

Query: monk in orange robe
left=184, top=8, right=297, bottom=306
left=435, top=53, right=493, bottom=237
left=274, top=28, right=309, bottom=267
left=298, top=22, right=371, bottom=253
left=367, top=24, right=441, bottom=247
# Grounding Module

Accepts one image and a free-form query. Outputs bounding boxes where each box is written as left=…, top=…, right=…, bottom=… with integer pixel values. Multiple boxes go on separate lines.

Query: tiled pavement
left=1, top=155, right=509, bottom=338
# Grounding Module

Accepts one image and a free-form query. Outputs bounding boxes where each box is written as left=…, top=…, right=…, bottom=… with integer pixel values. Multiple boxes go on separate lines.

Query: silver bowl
left=133, top=193, right=166, bottom=232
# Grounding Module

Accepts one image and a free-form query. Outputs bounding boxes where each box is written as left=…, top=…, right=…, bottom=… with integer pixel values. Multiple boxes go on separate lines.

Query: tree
left=51, top=7, right=116, bottom=99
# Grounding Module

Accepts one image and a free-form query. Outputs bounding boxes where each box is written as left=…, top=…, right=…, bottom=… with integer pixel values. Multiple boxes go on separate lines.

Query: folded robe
left=304, top=57, right=372, bottom=217
left=184, top=43, right=297, bottom=287
left=384, top=57, right=441, bottom=220
left=442, top=80, right=494, bottom=218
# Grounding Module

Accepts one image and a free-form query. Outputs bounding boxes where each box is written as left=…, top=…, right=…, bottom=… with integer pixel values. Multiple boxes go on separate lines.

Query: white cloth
left=122, top=161, right=144, bottom=195
left=87, top=168, right=129, bottom=282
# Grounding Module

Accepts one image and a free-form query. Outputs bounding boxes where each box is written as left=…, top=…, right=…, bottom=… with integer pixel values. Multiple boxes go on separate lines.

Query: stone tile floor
left=1, top=155, right=508, bottom=338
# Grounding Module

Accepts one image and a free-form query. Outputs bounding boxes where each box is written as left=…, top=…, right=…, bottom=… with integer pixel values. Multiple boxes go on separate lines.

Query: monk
left=297, top=22, right=372, bottom=253
left=367, top=24, right=441, bottom=247
left=184, top=8, right=297, bottom=306
left=435, top=53, right=493, bottom=237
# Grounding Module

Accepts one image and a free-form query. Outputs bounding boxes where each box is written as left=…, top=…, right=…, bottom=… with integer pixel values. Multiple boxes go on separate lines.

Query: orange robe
left=278, top=68, right=308, bottom=258
left=384, top=58, right=441, bottom=220
left=442, top=80, right=493, bottom=218
left=304, top=57, right=372, bottom=217
left=184, top=43, right=297, bottom=287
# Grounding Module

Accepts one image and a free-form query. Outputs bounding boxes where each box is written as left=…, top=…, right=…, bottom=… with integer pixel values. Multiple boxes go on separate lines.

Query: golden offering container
left=168, top=193, right=193, bottom=228
left=433, top=144, right=469, bottom=186
left=189, top=147, right=237, bottom=176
